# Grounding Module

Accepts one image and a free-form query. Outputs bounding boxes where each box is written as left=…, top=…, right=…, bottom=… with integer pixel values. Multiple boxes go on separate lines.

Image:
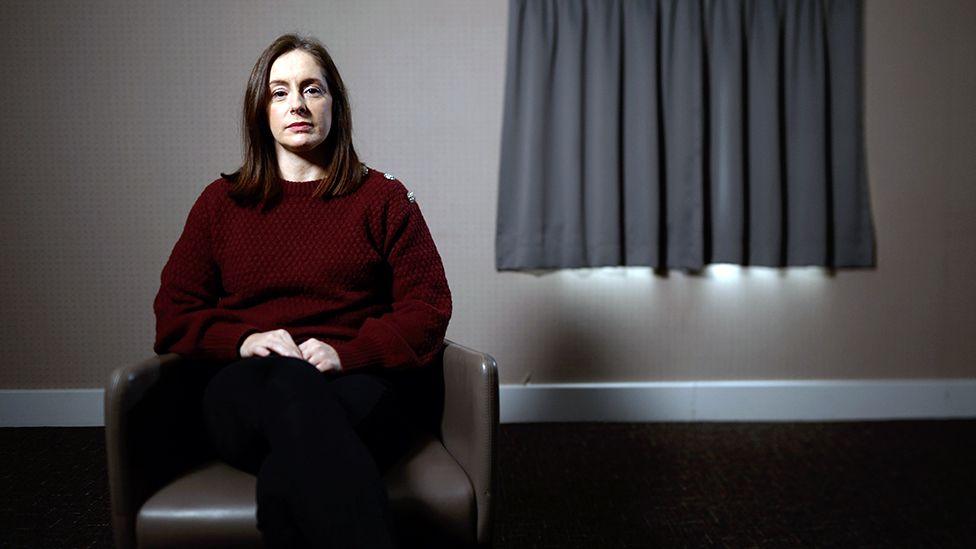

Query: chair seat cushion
left=136, top=433, right=475, bottom=548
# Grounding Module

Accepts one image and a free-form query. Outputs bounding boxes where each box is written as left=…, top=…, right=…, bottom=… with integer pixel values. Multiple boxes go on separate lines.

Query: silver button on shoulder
left=383, top=172, right=395, bottom=180
left=406, top=190, right=416, bottom=203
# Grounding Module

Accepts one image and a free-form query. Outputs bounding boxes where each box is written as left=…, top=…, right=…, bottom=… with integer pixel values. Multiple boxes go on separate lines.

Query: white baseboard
left=2, top=380, right=975, bottom=427
left=499, top=379, right=976, bottom=422
left=0, top=389, right=104, bottom=427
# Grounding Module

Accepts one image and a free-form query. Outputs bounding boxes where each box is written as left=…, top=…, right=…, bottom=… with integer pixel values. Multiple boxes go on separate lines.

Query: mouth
left=287, top=122, right=313, bottom=129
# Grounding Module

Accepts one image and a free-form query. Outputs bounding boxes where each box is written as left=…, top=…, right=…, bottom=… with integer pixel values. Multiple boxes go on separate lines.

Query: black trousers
left=201, top=355, right=424, bottom=548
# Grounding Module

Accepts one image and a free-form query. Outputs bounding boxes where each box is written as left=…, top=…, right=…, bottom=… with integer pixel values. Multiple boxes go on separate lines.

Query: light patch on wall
left=553, top=266, right=640, bottom=280
left=704, top=264, right=831, bottom=286
left=549, top=265, right=831, bottom=283
left=552, top=267, right=656, bottom=297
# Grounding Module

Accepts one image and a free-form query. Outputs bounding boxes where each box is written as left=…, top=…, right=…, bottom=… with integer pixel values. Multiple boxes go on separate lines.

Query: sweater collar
left=278, top=177, right=326, bottom=198
left=276, top=165, right=370, bottom=198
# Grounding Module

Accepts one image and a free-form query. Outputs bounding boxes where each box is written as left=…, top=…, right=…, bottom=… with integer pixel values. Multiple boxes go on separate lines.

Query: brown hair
left=221, top=33, right=363, bottom=207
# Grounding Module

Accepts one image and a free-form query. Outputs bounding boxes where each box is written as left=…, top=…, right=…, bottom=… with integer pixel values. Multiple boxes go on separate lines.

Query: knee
left=326, top=375, right=396, bottom=422
left=262, top=356, right=336, bottom=404
left=203, top=359, right=262, bottom=411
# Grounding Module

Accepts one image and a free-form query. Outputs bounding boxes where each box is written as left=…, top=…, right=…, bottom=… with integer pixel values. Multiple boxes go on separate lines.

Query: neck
left=275, top=143, right=330, bottom=182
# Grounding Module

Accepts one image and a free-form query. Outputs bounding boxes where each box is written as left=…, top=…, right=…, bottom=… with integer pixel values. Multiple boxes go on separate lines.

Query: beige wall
left=0, top=0, right=973, bottom=389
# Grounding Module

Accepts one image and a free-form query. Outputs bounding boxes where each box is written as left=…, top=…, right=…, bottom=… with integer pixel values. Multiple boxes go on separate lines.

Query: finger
left=271, top=343, right=302, bottom=359
left=255, top=347, right=271, bottom=357
left=305, top=353, right=325, bottom=371
left=277, top=329, right=299, bottom=347
left=313, top=352, right=336, bottom=372
left=279, top=334, right=302, bottom=357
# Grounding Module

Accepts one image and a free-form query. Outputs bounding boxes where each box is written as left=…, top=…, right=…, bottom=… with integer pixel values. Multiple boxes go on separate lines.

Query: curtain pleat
left=705, top=0, right=745, bottom=264
left=746, top=0, right=784, bottom=266
left=496, top=0, right=875, bottom=270
left=621, top=0, right=660, bottom=266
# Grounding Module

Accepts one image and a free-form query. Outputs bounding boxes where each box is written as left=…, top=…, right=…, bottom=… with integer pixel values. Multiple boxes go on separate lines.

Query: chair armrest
left=104, top=353, right=221, bottom=549
left=439, top=339, right=498, bottom=546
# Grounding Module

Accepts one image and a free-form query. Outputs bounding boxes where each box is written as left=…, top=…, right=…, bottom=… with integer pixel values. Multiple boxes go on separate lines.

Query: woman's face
left=266, top=49, right=333, bottom=155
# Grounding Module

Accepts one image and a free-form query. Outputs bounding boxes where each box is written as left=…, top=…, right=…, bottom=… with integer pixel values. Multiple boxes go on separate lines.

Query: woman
left=153, top=33, right=452, bottom=548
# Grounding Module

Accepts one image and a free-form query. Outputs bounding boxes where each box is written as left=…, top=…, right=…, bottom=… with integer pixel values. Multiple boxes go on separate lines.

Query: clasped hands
left=239, top=329, right=342, bottom=373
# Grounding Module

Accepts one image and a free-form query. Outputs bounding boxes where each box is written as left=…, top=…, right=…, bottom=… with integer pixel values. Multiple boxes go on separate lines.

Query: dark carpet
left=1, top=421, right=974, bottom=547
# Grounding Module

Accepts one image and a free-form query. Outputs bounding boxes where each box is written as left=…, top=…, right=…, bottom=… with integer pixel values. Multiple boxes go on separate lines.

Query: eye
left=304, top=86, right=325, bottom=96
left=271, top=89, right=287, bottom=99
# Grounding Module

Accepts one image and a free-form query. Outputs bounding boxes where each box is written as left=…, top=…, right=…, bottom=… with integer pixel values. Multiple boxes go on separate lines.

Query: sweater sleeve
left=332, top=182, right=453, bottom=371
left=153, top=184, right=261, bottom=363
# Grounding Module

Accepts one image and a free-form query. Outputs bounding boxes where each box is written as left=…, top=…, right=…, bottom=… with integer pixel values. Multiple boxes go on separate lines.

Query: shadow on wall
left=515, top=303, right=619, bottom=386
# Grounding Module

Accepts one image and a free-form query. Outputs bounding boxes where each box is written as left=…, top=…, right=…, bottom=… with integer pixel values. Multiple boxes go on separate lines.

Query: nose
left=288, top=91, right=307, bottom=113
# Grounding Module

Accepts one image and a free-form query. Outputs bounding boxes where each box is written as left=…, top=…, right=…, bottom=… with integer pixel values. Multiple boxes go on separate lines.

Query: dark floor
left=1, top=421, right=975, bottom=548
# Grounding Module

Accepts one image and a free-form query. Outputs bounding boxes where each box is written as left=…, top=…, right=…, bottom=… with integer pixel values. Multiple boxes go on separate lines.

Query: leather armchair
left=105, top=339, right=498, bottom=548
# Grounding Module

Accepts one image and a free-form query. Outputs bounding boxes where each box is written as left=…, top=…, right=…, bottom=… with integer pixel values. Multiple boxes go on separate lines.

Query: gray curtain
left=496, top=0, right=875, bottom=270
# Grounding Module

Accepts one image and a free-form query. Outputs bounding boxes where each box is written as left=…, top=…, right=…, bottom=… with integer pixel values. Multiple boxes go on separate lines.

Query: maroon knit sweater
left=153, top=166, right=452, bottom=370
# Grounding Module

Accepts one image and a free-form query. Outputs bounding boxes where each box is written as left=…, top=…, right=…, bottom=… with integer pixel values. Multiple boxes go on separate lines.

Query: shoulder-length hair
left=222, top=33, right=362, bottom=207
